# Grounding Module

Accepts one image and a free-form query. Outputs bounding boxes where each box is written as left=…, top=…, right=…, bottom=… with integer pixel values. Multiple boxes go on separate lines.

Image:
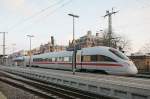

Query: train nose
left=127, top=61, right=138, bottom=75
left=122, top=61, right=138, bottom=75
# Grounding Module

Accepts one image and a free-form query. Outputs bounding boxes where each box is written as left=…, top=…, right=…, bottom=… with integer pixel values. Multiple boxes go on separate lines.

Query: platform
left=0, top=65, right=150, bottom=99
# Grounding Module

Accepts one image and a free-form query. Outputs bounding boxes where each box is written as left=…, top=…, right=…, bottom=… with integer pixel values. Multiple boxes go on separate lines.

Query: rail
left=0, top=68, right=114, bottom=99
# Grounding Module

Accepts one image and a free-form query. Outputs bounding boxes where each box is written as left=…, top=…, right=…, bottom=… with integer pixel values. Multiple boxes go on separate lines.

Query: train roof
left=81, top=46, right=110, bottom=55
left=33, top=50, right=73, bottom=58
left=13, top=46, right=113, bottom=59
left=32, top=46, right=111, bottom=57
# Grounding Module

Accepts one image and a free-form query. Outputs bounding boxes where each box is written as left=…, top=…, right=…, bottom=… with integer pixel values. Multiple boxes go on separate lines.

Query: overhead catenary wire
left=11, top=0, right=73, bottom=32
left=7, top=0, right=65, bottom=32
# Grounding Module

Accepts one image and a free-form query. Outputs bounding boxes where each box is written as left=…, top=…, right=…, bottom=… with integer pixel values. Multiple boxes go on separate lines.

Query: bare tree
left=102, top=30, right=131, bottom=52
left=140, top=42, right=150, bottom=53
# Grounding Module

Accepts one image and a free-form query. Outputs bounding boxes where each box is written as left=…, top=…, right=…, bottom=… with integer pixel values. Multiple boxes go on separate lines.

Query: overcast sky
left=0, top=0, right=150, bottom=54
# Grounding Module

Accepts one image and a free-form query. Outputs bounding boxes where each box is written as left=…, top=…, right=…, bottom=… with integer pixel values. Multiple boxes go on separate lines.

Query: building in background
left=129, top=52, right=150, bottom=73
left=10, top=36, right=67, bottom=58
left=29, top=36, right=67, bottom=55
left=68, top=30, right=104, bottom=50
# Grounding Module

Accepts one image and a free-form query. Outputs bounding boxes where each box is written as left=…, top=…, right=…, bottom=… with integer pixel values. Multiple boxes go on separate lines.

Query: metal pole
left=68, top=14, right=79, bottom=75
left=73, top=16, right=75, bottom=42
left=3, top=33, right=5, bottom=58
left=29, top=37, right=31, bottom=67
left=72, top=16, right=75, bottom=75
left=103, top=8, right=119, bottom=47
left=0, top=32, right=7, bottom=65
left=27, top=35, right=34, bottom=67
left=108, top=14, right=112, bottom=47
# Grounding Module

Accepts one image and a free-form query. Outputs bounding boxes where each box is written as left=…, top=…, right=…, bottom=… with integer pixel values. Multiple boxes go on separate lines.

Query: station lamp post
left=68, top=13, right=79, bottom=75
left=27, top=35, right=34, bottom=67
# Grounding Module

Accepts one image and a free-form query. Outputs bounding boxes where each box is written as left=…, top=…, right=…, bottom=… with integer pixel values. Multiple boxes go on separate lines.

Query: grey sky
left=0, top=0, right=150, bottom=54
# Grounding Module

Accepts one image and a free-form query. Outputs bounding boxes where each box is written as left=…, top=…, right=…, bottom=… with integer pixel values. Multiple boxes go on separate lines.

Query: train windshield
left=109, top=48, right=129, bottom=60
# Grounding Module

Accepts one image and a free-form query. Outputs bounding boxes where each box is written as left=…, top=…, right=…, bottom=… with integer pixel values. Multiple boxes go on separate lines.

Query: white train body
left=15, top=46, right=138, bottom=75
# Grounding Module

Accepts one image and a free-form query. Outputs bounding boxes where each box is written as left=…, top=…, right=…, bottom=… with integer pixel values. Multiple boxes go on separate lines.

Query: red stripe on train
left=32, top=62, right=123, bottom=67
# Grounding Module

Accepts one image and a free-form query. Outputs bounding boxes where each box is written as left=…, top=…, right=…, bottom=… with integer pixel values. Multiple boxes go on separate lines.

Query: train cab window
left=109, top=48, right=129, bottom=60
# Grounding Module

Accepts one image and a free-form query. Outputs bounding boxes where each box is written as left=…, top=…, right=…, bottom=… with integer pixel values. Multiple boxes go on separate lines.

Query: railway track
left=0, top=70, right=114, bottom=99
left=130, top=73, right=150, bottom=79
left=31, top=66, right=150, bottom=79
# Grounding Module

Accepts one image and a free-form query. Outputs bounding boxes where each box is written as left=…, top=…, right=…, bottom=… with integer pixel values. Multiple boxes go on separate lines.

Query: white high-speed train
left=13, top=46, right=138, bottom=75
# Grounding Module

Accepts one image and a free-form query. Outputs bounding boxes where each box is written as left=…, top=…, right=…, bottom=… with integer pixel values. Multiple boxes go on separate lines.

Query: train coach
left=14, top=46, right=138, bottom=75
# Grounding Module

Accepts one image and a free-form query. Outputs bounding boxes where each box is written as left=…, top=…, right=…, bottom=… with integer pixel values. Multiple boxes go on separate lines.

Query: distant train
left=13, top=46, right=138, bottom=75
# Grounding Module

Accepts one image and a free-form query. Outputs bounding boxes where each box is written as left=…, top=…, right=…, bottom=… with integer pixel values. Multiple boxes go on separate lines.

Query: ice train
left=13, top=46, right=138, bottom=75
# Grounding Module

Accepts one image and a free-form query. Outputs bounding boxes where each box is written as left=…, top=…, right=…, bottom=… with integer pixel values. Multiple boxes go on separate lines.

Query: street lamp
left=27, top=35, right=34, bottom=67
left=68, top=14, right=79, bottom=42
left=68, top=13, right=79, bottom=75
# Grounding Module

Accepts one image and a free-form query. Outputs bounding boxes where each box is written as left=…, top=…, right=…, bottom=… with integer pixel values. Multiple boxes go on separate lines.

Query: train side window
left=62, top=57, right=64, bottom=62
left=45, top=58, right=48, bottom=62
left=64, top=57, right=69, bottom=62
left=91, top=55, right=97, bottom=61
left=33, top=58, right=35, bottom=62
left=41, top=58, right=44, bottom=62
left=52, top=58, right=55, bottom=62
left=39, top=58, right=42, bottom=62
left=58, top=57, right=63, bottom=62
left=49, top=58, right=52, bottom=62
left=55, top=58, right=58, bottom=62
left=36, top=58, right=38, bottom=62
left=83, top=55, right=91, bottom=62
left=69, top=56, right=72, bottom=62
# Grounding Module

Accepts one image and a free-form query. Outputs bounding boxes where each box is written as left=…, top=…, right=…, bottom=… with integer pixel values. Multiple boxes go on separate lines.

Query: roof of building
left=131, top=52, right=150, bottom=56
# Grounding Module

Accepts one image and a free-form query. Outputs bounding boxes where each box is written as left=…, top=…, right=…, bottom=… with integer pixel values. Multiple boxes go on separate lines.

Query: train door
left=76, top=51, right=82, bottom=70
